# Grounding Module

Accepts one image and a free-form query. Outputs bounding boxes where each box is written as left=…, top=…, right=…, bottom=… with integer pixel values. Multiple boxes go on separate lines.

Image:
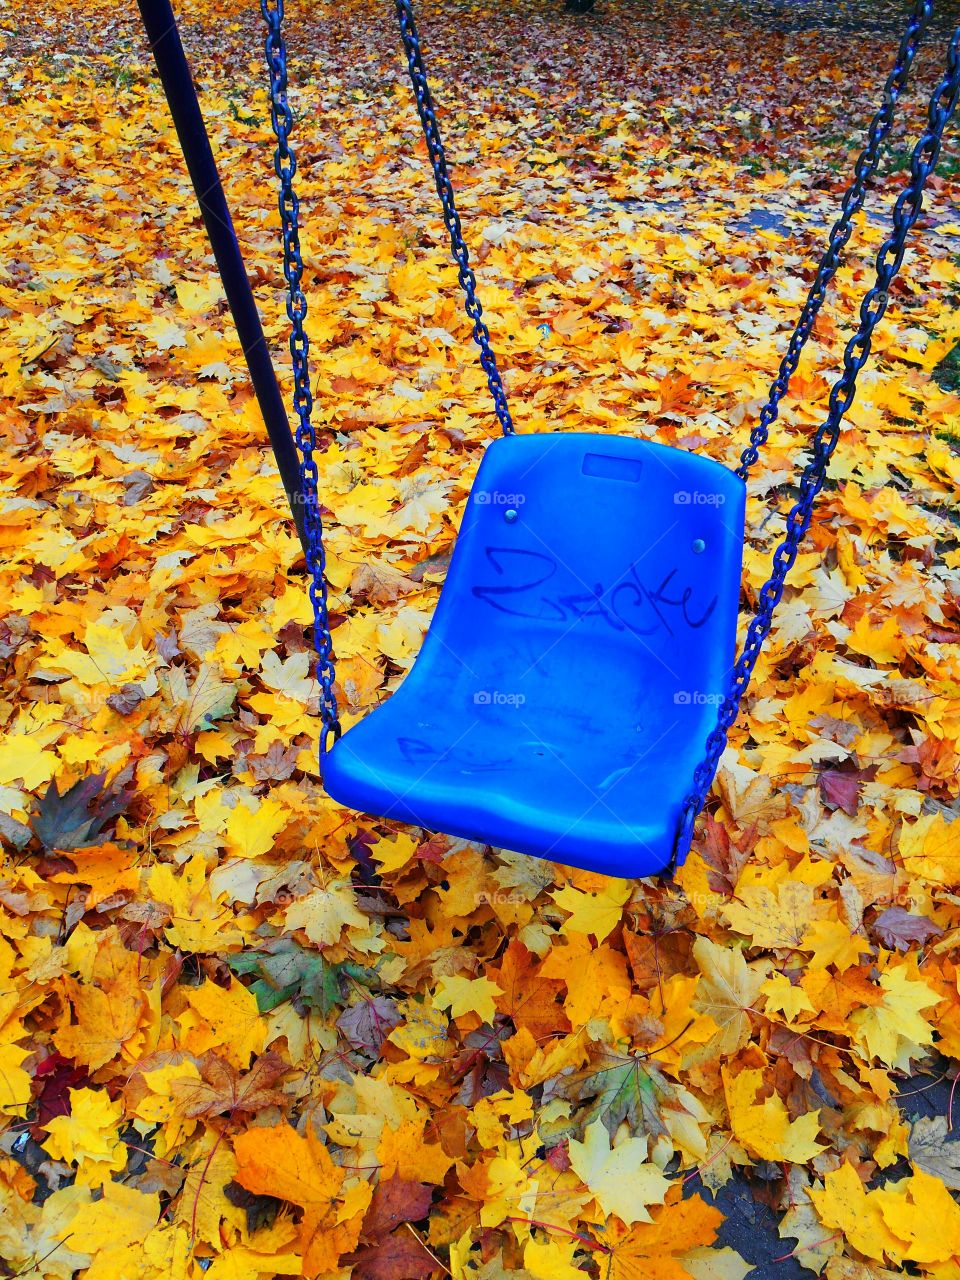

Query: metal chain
left=261, top=0, right=341, bottom=761
left=672, top=25, right=960, bottom=872
left=394, top=0, right=515, bottom=435
left=736, top=0, right=933, bottom=480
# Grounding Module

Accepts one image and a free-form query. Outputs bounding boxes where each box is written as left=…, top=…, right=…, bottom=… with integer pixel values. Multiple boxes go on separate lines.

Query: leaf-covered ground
left=2, top=0, right=960, bottom=1276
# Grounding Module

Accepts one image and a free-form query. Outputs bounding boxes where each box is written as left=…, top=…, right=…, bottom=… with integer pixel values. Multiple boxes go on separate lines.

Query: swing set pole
left=135, top=0, right=309, bottom=555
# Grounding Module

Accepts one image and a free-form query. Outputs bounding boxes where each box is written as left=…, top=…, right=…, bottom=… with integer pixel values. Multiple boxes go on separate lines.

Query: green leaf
left=226, top=938, right=346, bottom=1015
left=557, top=1052, right=671, bottom=1140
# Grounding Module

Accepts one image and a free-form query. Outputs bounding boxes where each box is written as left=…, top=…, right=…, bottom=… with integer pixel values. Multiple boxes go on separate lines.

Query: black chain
left=737, top=0, right=933, bottom=479
left=673, top=25, right=960, bottom=870
left=261, top=0, right=341, bottom=762
left=394, top=0, right=515, bottom=435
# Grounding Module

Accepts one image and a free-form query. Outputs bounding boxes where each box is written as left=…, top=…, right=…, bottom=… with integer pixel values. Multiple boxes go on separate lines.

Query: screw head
left=692, top=538, right=706, bottom=554
left=504, top=508, right=519, bottom=524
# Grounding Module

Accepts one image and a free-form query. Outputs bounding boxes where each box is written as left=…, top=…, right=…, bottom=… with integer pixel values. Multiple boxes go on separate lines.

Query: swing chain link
left=736, top=0, right=933, bottom=480
left=394, top=0, right=515, bottom=436
left=261, top=0, right=341, bottom=759
left=673, top=26, right=960, bottom=872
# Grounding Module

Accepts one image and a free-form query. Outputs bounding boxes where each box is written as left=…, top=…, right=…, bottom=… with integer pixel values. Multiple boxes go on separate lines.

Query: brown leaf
left=362, top=1174, right=433, bottom=1240
left=347, top=1229, right=438, bottom=1280
left=350, top=562, right=419, bottom=605
left=248, top=741, right=300, bottom=781
left=699, top=814, right=750, bottom=896
left=171, top=1051, right=287, bottom=1119
left=397, top=435, right=431, bottom=475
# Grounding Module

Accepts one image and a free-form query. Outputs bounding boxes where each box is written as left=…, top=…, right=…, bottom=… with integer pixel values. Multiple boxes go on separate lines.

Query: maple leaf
left=345, top=1231, right=438, bottom=1280
left=435, top=974, right=503, bottom=1023
left=285, top=880, right=369, bottom=947
left=338, top=994, right=403, bottom=1055
left=55, top=937, right=150, bottom=1071
left=227, top=935, right=355, bottom=1014
left=42, top=1087, right=126, bottom=1188
left=810, top=1161, right=960, bottom=1265
left=31, top=771, right=132, bottom=851
left=568, top=1121, right=671, bottom=1225
left=556, top=1051, right=670, bottom=1141
left=606, top=1190, right=724, bottom=1280
left=723, top=1065, right=824, bottom=1163
left=488, top=940, right=571, bottom=1040
left=552, top=878, right=632, bottom=941
left=169, top=1050, right=287, bottom=1119
left=157, top=662, right=236, bottom=735
left=689, top=936, right=766, bottom=1059
left=233, top=1122, right=371, bottom=1273
left=361, top=1173, right=433, bottom=1239
left=871, top=906, right=941, bottom=951
left=907, top=1115, right=960, bottom=1191
left=848, top=964, right=941, bottom=1069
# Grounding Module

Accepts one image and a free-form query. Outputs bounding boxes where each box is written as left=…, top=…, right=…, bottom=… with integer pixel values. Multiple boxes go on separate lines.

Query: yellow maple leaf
left=810, top=1161, right=960, bottom=1265
left=0, top=1040, right=31, bottom=1117
left=63, top=1179, right=160, bottom=1256
left=0, top=730, right=59, bottom=789
left=524, top=1237, right=585, bottom=1280
left=723, top=1066, right=823, bottom=1163
left=285, top=880, right=369, bottom=947
left=389, top=999, right=452, bottom=1062
left=222, top=794, right=289, bottom=859
left=43, top=1087, right=126, bottom=1187
left=873, top=1167, right=960, bottom=1263
left=723, top=880, right=828, bottom=951
left=259, top=647, right=316, bottom=701
left=147, top=855, right=242, bottom=953
left=183, top=978, right=266, bottom=1069
left=372, top=831, right=419, bottom=874
left=435, top=974, right=503, bottom=1023
left=568, top=1121, right=671, bottom=1225
left=552, top=878, right=632, bottom=942
left=800, top=918, right=872, bottom=971
left=849, top=962, right=940, bottom=1069
left=761, top=972, right=816, bottom=1023
left=845, top=613, right=904, bottom=666
left=898, top=812, right=959, bottom=886
left=50, top=614, right=153, bottom=687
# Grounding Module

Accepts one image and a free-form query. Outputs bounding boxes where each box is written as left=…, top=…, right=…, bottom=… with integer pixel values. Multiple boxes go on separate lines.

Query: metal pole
left=135, top=0, right=309, bottom=553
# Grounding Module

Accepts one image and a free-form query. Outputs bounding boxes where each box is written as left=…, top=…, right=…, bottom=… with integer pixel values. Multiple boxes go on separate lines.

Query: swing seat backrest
left=324, top=432, right=746, bottom=877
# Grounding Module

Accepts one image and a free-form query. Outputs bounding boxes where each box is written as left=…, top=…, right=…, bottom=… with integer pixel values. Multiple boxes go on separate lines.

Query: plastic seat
left=324, top=433, right=745, bottom=877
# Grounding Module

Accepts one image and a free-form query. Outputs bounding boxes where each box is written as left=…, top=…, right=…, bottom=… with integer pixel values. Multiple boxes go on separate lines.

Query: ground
left=1, top=1, right=960, bottom=1278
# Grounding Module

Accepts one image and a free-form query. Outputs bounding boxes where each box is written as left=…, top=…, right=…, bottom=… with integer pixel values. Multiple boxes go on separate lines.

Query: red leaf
left=34, top=1053, right=88, bottom=1125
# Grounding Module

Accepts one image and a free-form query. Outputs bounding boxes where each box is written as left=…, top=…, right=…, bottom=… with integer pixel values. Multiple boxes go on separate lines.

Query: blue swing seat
left=324, top=433, right=745, bottom=878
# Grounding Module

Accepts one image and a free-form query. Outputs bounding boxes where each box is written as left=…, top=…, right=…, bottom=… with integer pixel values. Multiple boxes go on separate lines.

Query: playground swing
left=138, top=0, right=958, bottom=879
left=256, top=0, right=960, bottom=879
